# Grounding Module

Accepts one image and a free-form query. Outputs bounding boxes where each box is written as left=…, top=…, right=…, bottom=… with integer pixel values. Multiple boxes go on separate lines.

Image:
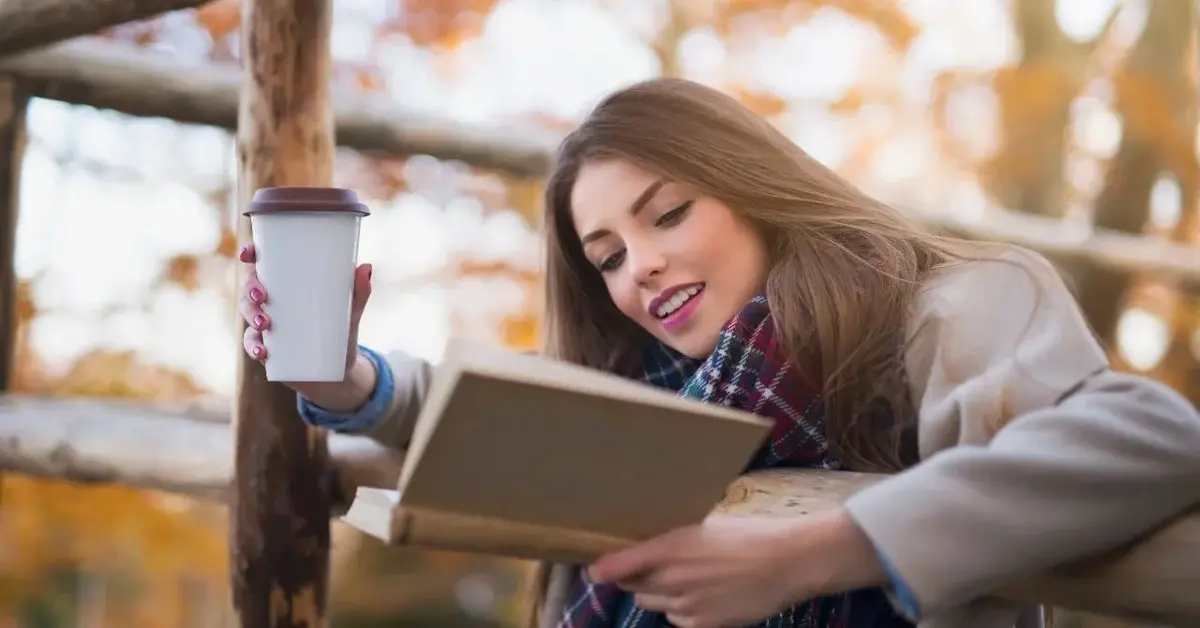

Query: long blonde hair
left=541, top=78, right=967, bottom=472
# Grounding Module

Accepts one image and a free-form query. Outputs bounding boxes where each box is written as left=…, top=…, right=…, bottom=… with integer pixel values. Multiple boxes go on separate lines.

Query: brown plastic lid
left=243, top=187, right=370, bottom=216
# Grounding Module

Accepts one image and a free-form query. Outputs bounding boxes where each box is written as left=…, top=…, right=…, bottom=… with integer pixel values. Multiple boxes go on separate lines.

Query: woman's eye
left=598, top=249, right=625, bottom=272
left=655, top=200, right=693, bottom=227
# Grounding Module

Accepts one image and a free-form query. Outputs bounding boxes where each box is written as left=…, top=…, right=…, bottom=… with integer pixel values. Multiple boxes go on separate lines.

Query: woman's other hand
left=587, top=509, right=887, bottom=628
left=237, top=243, right=378, bottom=411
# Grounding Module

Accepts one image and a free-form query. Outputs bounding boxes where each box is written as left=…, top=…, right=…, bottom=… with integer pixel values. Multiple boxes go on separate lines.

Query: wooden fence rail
left=1, top=40, right=1197, bottom=292
left=0, top=393, right=1196, bottom=624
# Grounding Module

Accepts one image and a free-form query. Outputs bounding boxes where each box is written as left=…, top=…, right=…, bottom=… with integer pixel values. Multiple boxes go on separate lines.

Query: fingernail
left=239, top=244, right=248, bottom=257
left=253, top=314, right=265, bottom=329
left=249, top=287, right=263, bottom=303
left=251, top=346, right=262, bottom=359
left=365, top=264, right=373, bottom=280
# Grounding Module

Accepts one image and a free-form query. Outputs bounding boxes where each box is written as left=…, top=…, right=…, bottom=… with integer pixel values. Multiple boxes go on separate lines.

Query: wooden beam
left=0, top=0, right=209, bottom=56
left=0, top=39, right=556, bottom=177
left=1, top=42, right=1196, bottom=290
left=0, top=394, right=405, bottom=507
left=916, top=209, right=1200, bottom=293
left=231, top=0, right=334, bottom=626
left=341, top=467, right=1200, bottom=625
left=718, top=470, right=1200, bottom=625
left=0, top=393, right=1194, bottom=623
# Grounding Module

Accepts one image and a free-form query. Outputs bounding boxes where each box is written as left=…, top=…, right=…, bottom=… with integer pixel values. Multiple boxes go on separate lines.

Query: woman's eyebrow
left=580, top=178, right=666, bottom=245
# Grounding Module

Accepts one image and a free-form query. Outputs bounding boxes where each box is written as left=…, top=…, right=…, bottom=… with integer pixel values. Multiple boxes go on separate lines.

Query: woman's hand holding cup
left=237, top=243, right=378, bottom=412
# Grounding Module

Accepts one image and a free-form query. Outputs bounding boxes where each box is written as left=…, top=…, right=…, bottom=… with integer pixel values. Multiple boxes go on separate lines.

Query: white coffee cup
left=245, top=186, right=370, bottom=382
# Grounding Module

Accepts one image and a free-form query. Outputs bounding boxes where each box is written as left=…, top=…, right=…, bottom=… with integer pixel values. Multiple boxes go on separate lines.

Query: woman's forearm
left=293, top=349, right=378, bottom=412
left=779, top=508, right=889, bottom=599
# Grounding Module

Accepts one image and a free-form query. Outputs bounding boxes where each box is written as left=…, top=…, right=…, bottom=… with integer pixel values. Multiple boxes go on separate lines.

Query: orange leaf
left=215, top=228, right=239, bottom=258
left=163, top=254, right=201, bottom=292
left=195, top=0, right=241, bottom=41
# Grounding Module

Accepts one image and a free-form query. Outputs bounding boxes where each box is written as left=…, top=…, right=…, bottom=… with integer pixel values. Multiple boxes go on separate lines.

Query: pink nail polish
left=249, top=288, right=263, bottom=303
left=253, top=314, right=265, bottom=329
left=251, top=346, right=262, bottom=359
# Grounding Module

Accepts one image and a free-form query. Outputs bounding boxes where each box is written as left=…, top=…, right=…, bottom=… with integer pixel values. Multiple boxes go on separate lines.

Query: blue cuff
left=875, top=546, right=920, bottom=621
left=296, top=345, right=395, bottom=433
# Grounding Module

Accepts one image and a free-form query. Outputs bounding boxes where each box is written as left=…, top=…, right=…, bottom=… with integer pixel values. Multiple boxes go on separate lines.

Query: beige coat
left=351, top=248, right=1200, bottom=628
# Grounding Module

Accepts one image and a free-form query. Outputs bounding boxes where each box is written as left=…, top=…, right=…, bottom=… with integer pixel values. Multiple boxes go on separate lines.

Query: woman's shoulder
left=904, top=244, right=1107, bottom=412
left=917, top=244, right=1066, bottom=316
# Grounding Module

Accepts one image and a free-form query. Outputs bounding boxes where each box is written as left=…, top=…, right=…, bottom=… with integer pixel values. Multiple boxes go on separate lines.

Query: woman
left=237, top=78, right=1200, bottom=628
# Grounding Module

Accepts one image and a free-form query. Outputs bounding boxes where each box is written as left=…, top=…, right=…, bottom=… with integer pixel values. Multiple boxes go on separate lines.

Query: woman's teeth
left=656, top=286, right=702, bottom=318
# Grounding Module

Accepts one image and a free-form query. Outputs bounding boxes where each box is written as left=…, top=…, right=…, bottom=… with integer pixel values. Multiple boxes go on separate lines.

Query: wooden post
left=230, top=1, right=334, bottom=626
left=0, top=75, right=30, bottom=514
left=0, top=77, right=27, bottom=396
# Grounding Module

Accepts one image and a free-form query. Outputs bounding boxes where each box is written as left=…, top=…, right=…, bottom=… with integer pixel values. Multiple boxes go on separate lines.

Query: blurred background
left=0, top=0, right=1197, bottom=626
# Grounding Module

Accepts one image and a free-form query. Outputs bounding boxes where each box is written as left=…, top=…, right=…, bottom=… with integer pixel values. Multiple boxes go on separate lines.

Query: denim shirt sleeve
left=876, top=545, right=920, bottom=621
left=295, top=345, right=396, bottom=433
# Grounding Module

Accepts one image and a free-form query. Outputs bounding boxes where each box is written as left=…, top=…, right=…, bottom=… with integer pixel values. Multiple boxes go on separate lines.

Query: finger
left=250, top=311, right=270, bottom=332
left=243, top=326, right=267, bottom=362
left=615, top=566, right=687, bottom=595
left=632, top=593, right=680, bottom=614
left=664, top=612, right=704, bottom=628
left=246, top=268, right=267, bottom=305
left=237, top=294, right=263, bottom=326
left=589, top=537, right=672, bottom=584
left=350, top=263, right=373, bottom=317
left=238, top=243, right=257, bottom=263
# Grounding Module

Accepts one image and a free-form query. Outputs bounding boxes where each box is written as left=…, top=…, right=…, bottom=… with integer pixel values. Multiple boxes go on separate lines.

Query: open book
left=340, top=339, right=772, bottom=564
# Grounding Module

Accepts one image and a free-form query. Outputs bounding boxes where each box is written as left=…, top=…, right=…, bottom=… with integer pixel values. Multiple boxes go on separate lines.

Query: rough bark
left=231, top=1, right=333, bottom=625
left=0, top=0, right=208, bottom=56
left=0, top=77, right=26, bottom=392
left=0, top=40, right=556, bottom=177
left=0, top=394, right=405, bottom=507
left=1074, top=1, right=1196, bottom=349
left=0, top=75, right=28, bottom=513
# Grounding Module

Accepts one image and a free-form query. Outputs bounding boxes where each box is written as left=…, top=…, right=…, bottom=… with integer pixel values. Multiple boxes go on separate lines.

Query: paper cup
left=245, top=187, right=370, bottom=382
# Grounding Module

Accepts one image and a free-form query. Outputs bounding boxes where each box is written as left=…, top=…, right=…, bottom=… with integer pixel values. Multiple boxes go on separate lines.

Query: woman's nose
left=627, top=245, right=667, bottom=284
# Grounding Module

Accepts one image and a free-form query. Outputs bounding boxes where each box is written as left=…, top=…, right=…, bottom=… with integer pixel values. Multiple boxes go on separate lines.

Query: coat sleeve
left=296, top=346, right=434, bottom=451
left=843, top=248, right=1200, bottom=619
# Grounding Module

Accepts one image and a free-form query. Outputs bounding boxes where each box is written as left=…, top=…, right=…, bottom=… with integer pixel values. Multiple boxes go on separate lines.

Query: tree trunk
left=0, top=78, right=26, bottom=399
left=1151, top=6, right=1200, bottom=405
left=0, top=0, right=209, bottom=55
left=1075, top=0, right=1195, bottom=360
left=982, top=0, right=1116, bottom=218
left=230, top=1, right=335, bottom=626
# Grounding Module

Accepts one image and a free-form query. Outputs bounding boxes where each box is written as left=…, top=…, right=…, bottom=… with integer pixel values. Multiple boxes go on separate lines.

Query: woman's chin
left=662, top=331, right=718, bottom=360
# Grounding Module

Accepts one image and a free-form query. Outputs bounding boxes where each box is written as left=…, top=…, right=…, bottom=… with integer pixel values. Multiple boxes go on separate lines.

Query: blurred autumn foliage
left=1, top=0, right=1197, bottom=627
left=1, top=285, right=224, bottom=626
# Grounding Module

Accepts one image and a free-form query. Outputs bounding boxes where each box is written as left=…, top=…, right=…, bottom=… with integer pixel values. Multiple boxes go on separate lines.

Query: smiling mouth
left=655, top=285, right=704, bottom=319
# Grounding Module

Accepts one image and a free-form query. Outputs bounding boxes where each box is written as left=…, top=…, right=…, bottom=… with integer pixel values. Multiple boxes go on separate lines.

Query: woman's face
left=571, top=158, right=769, bottom=358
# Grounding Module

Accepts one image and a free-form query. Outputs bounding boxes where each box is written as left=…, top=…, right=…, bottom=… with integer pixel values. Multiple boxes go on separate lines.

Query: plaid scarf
left=556, top=295, right=913, bottom=628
